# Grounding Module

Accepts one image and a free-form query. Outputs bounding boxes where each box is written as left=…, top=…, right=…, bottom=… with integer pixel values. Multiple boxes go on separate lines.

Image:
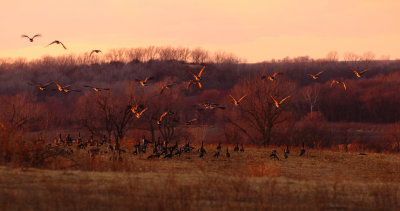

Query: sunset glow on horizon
left=1, top=0, right=399, bottom=62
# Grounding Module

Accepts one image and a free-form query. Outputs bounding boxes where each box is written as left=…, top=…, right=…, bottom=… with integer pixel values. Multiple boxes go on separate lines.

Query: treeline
left=0, top=48, right=400, bottom=149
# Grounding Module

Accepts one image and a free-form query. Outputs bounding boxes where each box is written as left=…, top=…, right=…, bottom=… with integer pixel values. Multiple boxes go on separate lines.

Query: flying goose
left=229, top=94, right=247, bottom=106
left=135, top=107, right=148, bottom=119
left=157, top=112, right=168, bottom=125
left=89, top=50, right=102, bottom=57
left=136, top=77, right=154, bottom=87
left=262, top=72, right=283, bottom=81
left=187, top=80, right=202, bottom=90
left=308, top=71, right=324, bottom=79
left=21, top=34, right=41, bottom=42
left=330, top=80, right=346, bottom=90
left=188, top=65, right=206, bottom=82
left=28, top=81, right=53, bottom=91
left=202, top=103, right=225, bottom=110
left=53, top=81, right=79, bottom=93
left=350, top=67, right=368, bottom=78
left=83, top=85, right=110, bottom=92
left=185, top=118, right=198, bottom=125
left=47, top=40, right=67, bottom=49
left=270, top=95, right=291, bottom=108
left=160, top=83, right=176, bottom=95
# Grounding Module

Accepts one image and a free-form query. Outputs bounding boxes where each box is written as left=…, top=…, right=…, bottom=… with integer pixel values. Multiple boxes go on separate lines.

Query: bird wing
left=42, top=82, right=53, bottom=88
left=144, top=77, right=154, bottom=82
left=349, top=67, right=360, bottom=77
left=197, top=82, right=202, bottom=89
left=228, top=94, right=237, bottom=103
left=316, top=71, right=324, bottom=76
left=139, top=107, right=148, bottom=115
left=187, top=81, right=193, bottom=90
left=21, top=35, right=30, bottom=39
left=159, top=112, right=168, bottom=121
left=60, top=42, right=67, bottom=50
left=89, top=50, right=95, bottom=57
left=342, top=82, right=347, bottom=90
left=188, top=71, right=197, bottom=79
left=160, top=86, right=167, bottom=95
left=83, top=85, right=94, bottom=88
left=32, top=34, right=41, bottom=39
left=359, top=69, right=369, bottom=75
left=47, top=41, right=57, bottom=46
left=269, top=95, right=279, bottom=108
left=279, top=96, right=291, bottom=104
left=238, top=95, right=247, bottom=102
left=53, top=81, right=62, bottom=91
left=330, top=80, right=337, bottom=88
left=198, top=66, right=206, bottom=77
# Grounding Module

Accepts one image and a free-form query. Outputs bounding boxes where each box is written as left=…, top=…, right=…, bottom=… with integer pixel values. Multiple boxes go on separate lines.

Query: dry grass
left=0, top=146, right=400, bottom=210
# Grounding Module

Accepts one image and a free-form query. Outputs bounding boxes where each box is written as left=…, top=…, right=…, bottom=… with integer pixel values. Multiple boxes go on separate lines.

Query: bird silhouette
left=331, top=80, right=346, bottom=90
left=350, top=67, right=368, bottom=78
left=188, top=65, right=206, bottom=82
left=185, top=118, right=198, bottom=125
left=299, top=142, right=306, bottom=156
left=270, top=150, right=280, bottom=160
left=136, top=77, right=153, bottom=87
left=89, top=50, right=102, bottom=57
left=187, top=80, right=202, bottom=90
left=28, top=82, right=52, bottom=91
left=229, top=94, right=247, bottom=106
left=52, top=81, right=79, bottom=93
left=160, top=83, right=176, bottom=95
left=202, top=103, right=225, bottom=110
left=270, top=95, right=291, bottom=108
left=262, top=72, right=283, bottom=81
left=21, top=34, right=41, bottom=42
left=135, top=107, right=148, bottom=119
left=47, top=40, right=67, bottom=49
left=308, top=71, right=324, bottom=79
left=130, top=105, right=143, bottom=114
left=234, top=144, right=239, bottom=152
left=83, top=85, right=110, bottom=92
left=157, top=112, right=168, bottom=125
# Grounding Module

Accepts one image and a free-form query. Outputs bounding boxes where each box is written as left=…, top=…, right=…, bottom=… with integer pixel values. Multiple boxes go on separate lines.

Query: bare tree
left=0, top=93, right=42, bottom=138
left=301, top=85, right=321, bottom=117
left=325, top=51, right=339, bottom=62
left=226, top=76, right=296, bottom=146
left=191, top=47, right=209, bottom=64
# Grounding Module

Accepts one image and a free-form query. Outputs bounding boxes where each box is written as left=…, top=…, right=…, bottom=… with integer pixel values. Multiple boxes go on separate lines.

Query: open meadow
left=1, top=145, right=399, bottom=211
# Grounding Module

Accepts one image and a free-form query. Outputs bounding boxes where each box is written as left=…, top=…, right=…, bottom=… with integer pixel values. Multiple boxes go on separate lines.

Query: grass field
left=1, top=146, right=399, bottom=210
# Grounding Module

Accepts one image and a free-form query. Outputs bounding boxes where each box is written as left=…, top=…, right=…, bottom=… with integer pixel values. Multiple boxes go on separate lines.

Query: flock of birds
left=22, top=33, right=369, bottom=161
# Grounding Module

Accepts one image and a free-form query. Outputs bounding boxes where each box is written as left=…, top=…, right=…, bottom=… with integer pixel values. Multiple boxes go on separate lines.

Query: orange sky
left=1, top=0, right=399, bottom=62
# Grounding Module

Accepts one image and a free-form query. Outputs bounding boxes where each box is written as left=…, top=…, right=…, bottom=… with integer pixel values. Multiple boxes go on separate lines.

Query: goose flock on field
left=20, top=33, right=370, bottom=161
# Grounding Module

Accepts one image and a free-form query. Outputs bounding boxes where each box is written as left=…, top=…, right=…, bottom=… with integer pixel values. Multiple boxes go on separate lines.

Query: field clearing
left=1, top=146, right=400, bottom=210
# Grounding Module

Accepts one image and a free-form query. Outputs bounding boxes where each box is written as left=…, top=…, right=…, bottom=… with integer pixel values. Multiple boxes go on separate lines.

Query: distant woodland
left=0, top=46, right=399, bottom=153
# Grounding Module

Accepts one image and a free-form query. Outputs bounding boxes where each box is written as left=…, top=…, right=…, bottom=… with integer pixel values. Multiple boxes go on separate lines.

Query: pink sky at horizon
left=0, top=0, right=399, bottom=62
